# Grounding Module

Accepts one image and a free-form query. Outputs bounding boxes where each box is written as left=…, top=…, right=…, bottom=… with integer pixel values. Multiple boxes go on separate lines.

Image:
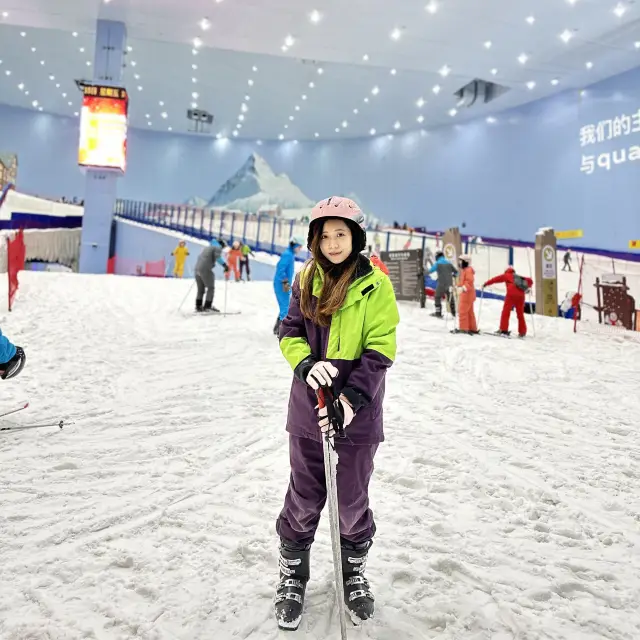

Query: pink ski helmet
left=308, top=196, right=367, bottom=252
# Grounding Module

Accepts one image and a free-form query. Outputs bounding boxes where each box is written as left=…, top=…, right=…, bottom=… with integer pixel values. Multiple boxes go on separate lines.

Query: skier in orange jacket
left=370, top=254, right=389, bottom=275
left=226, top=241, right=242, bottom=281
left=483, top=267, right=533, bottom=337
left=456, top=254, right=478, bottom=334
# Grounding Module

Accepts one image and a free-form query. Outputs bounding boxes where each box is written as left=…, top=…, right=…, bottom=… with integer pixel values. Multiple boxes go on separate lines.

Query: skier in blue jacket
left=0, top=328, right=25, bottom=380
left=273, top=236, right=303, bottom=335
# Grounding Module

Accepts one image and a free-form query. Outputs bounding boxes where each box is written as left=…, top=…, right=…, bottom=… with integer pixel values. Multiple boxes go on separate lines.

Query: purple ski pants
left=276, top=434, right=378, bottom=547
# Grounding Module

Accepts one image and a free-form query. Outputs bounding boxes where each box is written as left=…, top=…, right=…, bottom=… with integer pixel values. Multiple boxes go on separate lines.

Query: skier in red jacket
left=483, top=267, right=533, bottom=337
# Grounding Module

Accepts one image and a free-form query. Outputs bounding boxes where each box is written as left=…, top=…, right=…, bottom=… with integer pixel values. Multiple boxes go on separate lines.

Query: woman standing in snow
left=275, top=197, right=399, bottom=630
left=455, top=254, right=478, bottom=334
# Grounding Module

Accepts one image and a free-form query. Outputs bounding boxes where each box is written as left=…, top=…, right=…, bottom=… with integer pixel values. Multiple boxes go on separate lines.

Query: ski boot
left=273, top=316, right=282, bottom=336
left=203, top=301, right=220, bottom=313
left=430, top=310, right=443, bottom=318
left=275, top=542, right=310, bottom=631
left=494, top=330, right=510, bottom=337
left=195, top=299, right=203, bottom=313
left=341, top=540, right=374, bottom=623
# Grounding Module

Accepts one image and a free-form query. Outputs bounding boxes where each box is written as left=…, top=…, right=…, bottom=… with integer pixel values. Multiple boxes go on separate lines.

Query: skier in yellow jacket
left=172, top=241, right=189, bottom=278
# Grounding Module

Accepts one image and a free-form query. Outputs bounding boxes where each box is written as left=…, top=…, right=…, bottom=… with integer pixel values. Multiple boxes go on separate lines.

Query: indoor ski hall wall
left=1, top=64, right=640, bottom=251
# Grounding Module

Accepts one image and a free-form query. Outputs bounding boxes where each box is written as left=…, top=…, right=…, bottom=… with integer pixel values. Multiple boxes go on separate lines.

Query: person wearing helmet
left=455, top=254, right=478, bottom=334
left=274, top=197, right=399, bottom=629
left=0, top=328, right=25, bottom=380
left=193, top=238, right=229, bottom=312
left=483, top=267, right=533, bottom=337
left=273, top=236, right=303, bottom=335
left=226, top=240, right=242, bottom=282
left=427, top=250, right=458, bottom=318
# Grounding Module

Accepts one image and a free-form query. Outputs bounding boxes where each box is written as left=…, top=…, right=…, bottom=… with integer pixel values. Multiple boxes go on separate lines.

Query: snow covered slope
left=0, top=273, right=639, bottom=639
left=207, top=153, right=315, bottom=212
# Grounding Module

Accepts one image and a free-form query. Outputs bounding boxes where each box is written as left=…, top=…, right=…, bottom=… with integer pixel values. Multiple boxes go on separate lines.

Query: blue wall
left=1, top=64, right=640, bottom=251
left=114, top=219, right=277, bottom=281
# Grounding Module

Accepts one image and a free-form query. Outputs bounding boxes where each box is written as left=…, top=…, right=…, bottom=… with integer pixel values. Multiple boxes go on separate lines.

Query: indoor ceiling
left=1, top=0, right=640, bottom=141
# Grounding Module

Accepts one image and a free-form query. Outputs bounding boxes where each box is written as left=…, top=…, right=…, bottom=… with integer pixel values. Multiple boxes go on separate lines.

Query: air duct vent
left=454, top=79, right=510, bottom=108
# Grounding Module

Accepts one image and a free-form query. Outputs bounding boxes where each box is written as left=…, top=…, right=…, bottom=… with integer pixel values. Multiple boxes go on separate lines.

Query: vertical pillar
left=79, top=20, right=127, bottom=274
left=535, top=227, right=558, bottom=316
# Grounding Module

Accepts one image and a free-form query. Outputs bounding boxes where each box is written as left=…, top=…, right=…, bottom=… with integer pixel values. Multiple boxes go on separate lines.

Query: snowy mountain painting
left=206, top=153, right=315, bottom=214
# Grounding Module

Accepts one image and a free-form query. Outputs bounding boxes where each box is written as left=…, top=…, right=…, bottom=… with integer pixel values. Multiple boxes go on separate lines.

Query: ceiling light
left=586, top=61, right=593, bottom=69
left=353, top=108, right=359, bottom=114
left=518, top=53, right=528, bottom=64
left=159, top=100, right=164, bottom=106
left=284, top=124, right=289, bottom=129
left=371, top=85, right=380, bottom=95
left=417, top=115, right=424, bottom=123
left=526, top=81, right=536, bottom=90
left=1, top=11, right=8, bottom=18
left=309, top=81, right=315, bottom=88
left=289, top=115, right=294, bottom=121
left=68, top=101, right=72, bottom=106
left=49, top=75, right=55, bottom=81
left=314, top=132, right=320, bottom=137
left=425, top=1, right=438, bottom=14
left=74, top=111, right=79, bottom=116
left=161, top=112, right=168, bottom=119
left=192, top=49, right=198, bottom=55
left=369, top=128, right=376, bottom=135
left=38, top=107, right=43, bottom=112
left=252, top=65, right=258, bottom=72
left=236, top=123, right=242, bottom=129
left=245, top=95, right=250, bottom=100
left=302, top=94, right=307, bottom=100
left=168, top=127, right=173, bottom=132
left=146, top=121, right=152, bottom=126
left=282, top=45, right=289, bottom=52
left=293, top=140, right=299, bottom=145
left=192, top=92, right=199, bottom=99
left=364, top=97, right=369, bottom=103
left=192, top=64, right=198, bottom=70
left=526, top=15, right=535, bottom=24
left=241, top=103, right=248, bottom=112
left=449, top=108, right=457, bottom=116
left=4, top=70, right=10, bottom=76
left=32, top=100, right=38, bottom=107
left=559, top=29, right=573, bottom=43
left=294, top=105, right=300, bottom=111
left=86, top=61, right=91, bottom=66
left=238, top=114, right=245, bottom=121
left=567, top=0, right=578, bottom=4
left=127, top=46, right=133, bottom=52
left=486, top=116, right=497, bottom=124
left=635, top=41, right=640, bottom=49
left=193, top=37, right=203, bottom=48
left=390, top=68, right=397, bottom=75
left=551, top=78, right=560, bottom=86
left=131, top=61, right=136, bottom=67
left=256, top=140, right=262, bottom=145
left=491, top=68, right=498, bottom=75
left=439, top=65, right=451, bottom=77
left=342, top=120, right=348, bottom=128
left=191, top=101, right=198, bottom=108
left=484, top=41, right=492, bottom=49
left=613, top=3, right=627, bottom=17
left=284, top=35, right=295, bottom=47
left=25, top=91, right=29, bottom=95
left=145, top=113, right=150, bottom=119
left=317, top=67, right=324, bottom=75
left=310, top=9, right=322, bottom=23
left=393, top=121, right=401, bottom=129
left=138, top=85, right=143, bottom=91
left=192, top=77, right=198, bottom=83
left=20, top=31, right=26, bottom=37
left=363, top=54, right=369, bottom=61
left=56, top=83, right=60, bottom=88
left=200, top=17, right=211, bottom=30
left=72, top=31, right=78, bottom=37
left=279, top=134, right=284, bottom=140
left=40, top=60, right=45, bottom=65
left=390, top=27, right=402, bottom=40
left=432, top=84, right=441, bottom=94
left=248, top=79, right=254, bottom=86
left=62, top=92, right=67, bottom=97
left=416, top=97, right=425, bottom=108
left=17, top=83, right=24, bottom=90
left=335, top=128, right=340, bottom=133
left=31, top=47, right=36, bottom=52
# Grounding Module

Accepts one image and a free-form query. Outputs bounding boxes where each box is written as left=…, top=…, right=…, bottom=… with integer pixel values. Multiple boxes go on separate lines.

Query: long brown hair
left=300, top=221, right=358, bottom=327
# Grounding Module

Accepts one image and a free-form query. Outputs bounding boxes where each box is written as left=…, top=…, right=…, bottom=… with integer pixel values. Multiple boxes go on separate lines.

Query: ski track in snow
left=0, top=272, right=639, bottom=640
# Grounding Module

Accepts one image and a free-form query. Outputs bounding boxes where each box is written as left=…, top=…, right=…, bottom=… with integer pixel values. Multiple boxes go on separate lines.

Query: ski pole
left=223, top=278, right=228, bottom=315
left=0, top=401, right=29, bottom=420
left=477, top=288, right=485, bottom=329
left=526, top=248, right=537, bottom=337
left=0, top=419, right=69, bottom=433
left=316, top=388, right=348, bottom=640
left=177, top=280, right=195, bottom=313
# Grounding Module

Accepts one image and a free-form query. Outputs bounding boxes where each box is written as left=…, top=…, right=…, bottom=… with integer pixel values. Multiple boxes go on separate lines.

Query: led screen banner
left=78, top=84, right=128, bottom=173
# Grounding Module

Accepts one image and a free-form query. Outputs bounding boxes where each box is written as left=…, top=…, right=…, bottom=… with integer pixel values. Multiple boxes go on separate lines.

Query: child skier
left=239, top=243, right=254, bottom=281
left=0, top=328, right=25, bottom=380
left=226, top=241, right=242, bottom=282
left=275, top=196, right=399, bottom=630
left=455, top=254, right=478, bottom=334
left=171, top=241, right=189, bottom=278
left=273, top=236, right=303, bottom=335
left=194, top=239, right=229, bottom=312
left=427, top=251, right=458, bottom=317
left=483, top=267, right=533, bottom=337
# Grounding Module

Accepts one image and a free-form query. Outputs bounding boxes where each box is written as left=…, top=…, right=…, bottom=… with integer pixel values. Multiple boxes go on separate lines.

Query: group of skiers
left=427, top=250, right=534, bottom=337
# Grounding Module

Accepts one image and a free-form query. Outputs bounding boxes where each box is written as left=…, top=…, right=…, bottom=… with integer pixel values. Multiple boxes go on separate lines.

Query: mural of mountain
left=206, top=153, right=315, bottom=212
left=184, top=196, right=207, bottom=207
